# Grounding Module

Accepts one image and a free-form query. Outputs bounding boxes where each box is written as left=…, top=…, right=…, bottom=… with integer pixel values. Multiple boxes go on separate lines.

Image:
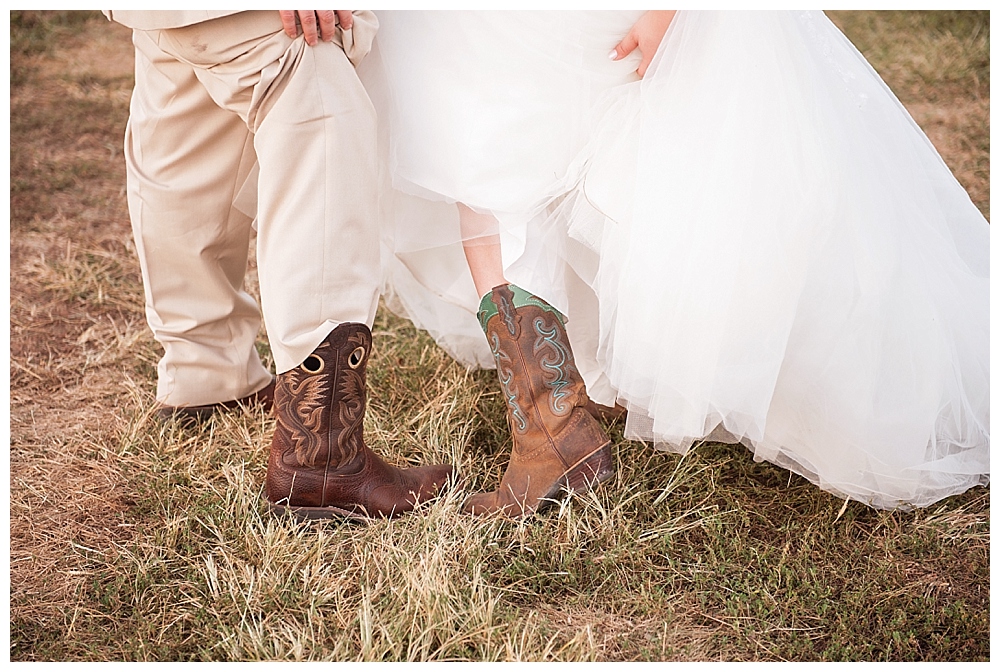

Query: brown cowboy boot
left=463, top=284, right=614, bottom=517
left=265, top=323, right=455, bottom=521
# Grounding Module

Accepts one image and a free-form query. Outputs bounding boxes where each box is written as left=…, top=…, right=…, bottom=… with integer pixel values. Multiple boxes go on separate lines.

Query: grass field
left=8, top=10, right=990, bottom=662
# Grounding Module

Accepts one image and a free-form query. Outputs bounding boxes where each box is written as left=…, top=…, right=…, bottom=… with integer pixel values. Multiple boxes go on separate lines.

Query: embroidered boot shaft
left=266, top=323, right=454, bottom=520
left=464, top=284, right=614, bottom=517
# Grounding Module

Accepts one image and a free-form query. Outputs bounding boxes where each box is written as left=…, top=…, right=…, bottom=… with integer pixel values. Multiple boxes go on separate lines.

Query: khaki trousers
left=125, top=11, right=380, bottom=407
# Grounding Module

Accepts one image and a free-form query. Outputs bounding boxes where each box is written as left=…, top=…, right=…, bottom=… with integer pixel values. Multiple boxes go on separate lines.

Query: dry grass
left=8, top=10, right=990, bottom=662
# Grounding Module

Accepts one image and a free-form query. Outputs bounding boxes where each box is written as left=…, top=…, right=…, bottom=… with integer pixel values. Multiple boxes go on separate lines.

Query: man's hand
left=610, top=10, right=677, bottom=78
left=279, top=10, right=354, bottom=46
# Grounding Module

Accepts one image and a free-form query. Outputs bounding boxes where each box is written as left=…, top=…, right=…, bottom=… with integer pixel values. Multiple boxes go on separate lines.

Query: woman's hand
left=610, top=10, right=677, bottom=78
left=279, top=10, right=354, bottom=46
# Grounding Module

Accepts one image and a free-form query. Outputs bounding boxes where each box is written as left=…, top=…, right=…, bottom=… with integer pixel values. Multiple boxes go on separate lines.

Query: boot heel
left=563, top=442, right=615, bottom=492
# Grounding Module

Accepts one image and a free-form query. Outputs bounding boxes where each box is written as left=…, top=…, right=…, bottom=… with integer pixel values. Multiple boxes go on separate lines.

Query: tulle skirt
left=357, top=10, right=990, bottom=509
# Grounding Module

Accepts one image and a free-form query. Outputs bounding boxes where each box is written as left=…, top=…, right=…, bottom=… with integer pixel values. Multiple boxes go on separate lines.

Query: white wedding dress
left=357, top=10, right=990, bottom=510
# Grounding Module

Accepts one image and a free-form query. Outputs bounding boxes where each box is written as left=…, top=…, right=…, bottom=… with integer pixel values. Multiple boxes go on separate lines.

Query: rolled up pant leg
left=126, top=29, right=272, bottom=407
left=150, top=11, right=381, bottom=375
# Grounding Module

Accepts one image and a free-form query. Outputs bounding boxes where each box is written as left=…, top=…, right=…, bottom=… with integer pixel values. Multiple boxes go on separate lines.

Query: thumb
left=610, top=30, right=639, bottom=61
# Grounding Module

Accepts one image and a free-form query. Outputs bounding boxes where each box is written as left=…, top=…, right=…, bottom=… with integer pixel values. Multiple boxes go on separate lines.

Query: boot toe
left=410, top=463, right=458, bottom=499
left=461, top=491, right=496, bottom=516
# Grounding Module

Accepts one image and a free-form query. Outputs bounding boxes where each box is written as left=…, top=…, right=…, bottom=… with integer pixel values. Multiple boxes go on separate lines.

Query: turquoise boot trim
left=477, top=284, right=566, bottom=333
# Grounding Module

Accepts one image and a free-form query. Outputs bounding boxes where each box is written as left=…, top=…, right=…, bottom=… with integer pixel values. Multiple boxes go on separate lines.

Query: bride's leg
left=458, top=203, right=507, bottom=298
left=456, top=202, right=615, bottom=518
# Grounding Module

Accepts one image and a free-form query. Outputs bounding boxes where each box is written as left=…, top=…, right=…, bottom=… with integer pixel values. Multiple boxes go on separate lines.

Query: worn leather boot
left=265, top=323, right=455, bottom=521
left=464, top=284, right=614, bottom=517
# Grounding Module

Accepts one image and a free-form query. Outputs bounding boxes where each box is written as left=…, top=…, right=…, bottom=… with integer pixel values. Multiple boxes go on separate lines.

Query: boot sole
left=266, top=471, right=462, bottom=524
left=266, top=499, right=371, bottom=523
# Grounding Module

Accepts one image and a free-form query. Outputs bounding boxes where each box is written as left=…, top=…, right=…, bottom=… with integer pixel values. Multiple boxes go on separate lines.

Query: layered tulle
left=357, top=10, right=989, bottom=509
